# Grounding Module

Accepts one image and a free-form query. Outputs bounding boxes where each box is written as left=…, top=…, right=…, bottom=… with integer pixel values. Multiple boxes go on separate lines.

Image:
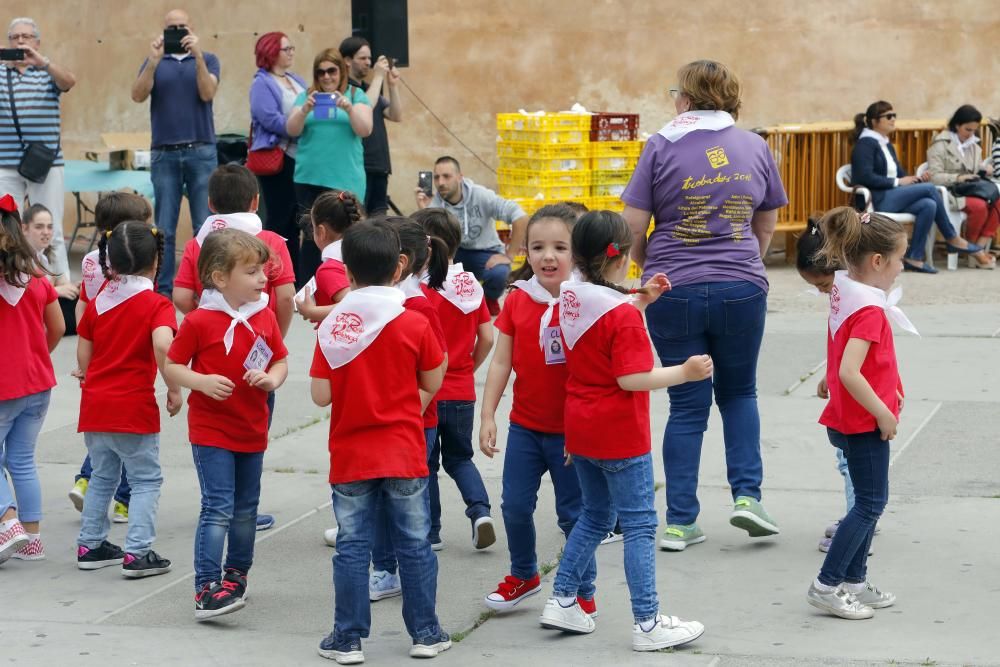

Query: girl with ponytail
left=297, top=189, right=364, bottom=325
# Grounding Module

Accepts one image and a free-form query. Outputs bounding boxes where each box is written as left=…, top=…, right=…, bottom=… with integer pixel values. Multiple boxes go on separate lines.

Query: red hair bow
left=0, top=193, right=17, bottom=214
left=606, top=242, right=620, bottom=258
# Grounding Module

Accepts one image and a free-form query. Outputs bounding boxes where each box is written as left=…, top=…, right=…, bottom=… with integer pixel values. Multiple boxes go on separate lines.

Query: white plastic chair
left=835, top=164, right=935, bottom=266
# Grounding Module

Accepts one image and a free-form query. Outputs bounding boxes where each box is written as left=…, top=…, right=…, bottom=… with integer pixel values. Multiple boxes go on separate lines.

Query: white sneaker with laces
left=539, top=598, right=595, bottom=634
left=632, top=614, right=705, bottom=651
left=850, top=581, right=895, bottom=608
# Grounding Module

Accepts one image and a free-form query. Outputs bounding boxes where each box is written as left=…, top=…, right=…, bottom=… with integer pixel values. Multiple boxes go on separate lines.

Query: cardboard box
left=84, top=133, right=152, bottom=170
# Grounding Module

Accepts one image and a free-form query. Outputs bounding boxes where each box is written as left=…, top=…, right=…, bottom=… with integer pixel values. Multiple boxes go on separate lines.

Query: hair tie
left=150, top=226, right=159, bottom=237
left=810, top=225, right=819, bottom=235
left=606, top=242, right=621, bottom=258
left=426, top=235, right=432, bottom=247
left=105, top=230, right=113, bottom=238
left=338, top=191, right=348, bottom=202
left=0, top=193, right=16, bottom=213
left=860, top=212, right=871, bottom=225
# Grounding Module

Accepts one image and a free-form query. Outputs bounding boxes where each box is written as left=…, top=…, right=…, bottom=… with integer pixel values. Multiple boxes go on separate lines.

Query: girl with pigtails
left=75, top=221, right=181, bottom=578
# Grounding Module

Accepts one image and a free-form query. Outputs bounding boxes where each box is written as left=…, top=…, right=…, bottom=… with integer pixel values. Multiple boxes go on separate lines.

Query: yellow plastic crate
left=591, top=183, right=628, bottom=197
left=589, top=140, right=643, bottom=158
left=499, top=155, right=589, bottom=172
left=591, top=169, right=633, bottom=185
left=497, top=169, right=591, bottom=188
left=627, top=260, right=643, bottom=280
left=591, top=155, right=639, bottom=171
left=498, top=141, right=589, bottom=160
left=499, top=183, right=589, bottom=200
left=496, top=112, right=592, bottom=132
left=498, top=128, right=589, bottom=144
left=585, top=195, right=624, bottom=211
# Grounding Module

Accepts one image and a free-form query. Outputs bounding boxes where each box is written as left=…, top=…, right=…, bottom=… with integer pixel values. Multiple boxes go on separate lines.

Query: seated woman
left=20, top=204, right=79, bottom=335
left=927, top=104, right=997, bottom=269
left=851, top=100, right=987, bottom=273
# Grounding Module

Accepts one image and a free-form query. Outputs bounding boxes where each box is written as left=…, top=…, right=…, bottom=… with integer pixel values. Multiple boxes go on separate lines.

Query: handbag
left=245, top=123, right=284, bottom=176
left=6, top=67, right=58, bottom=183
left=949, top=177, right=1000, bottom=205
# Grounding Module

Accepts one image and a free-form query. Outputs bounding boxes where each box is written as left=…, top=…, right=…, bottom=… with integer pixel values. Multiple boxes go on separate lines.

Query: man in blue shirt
left=131, top=9, right=219, bottom=294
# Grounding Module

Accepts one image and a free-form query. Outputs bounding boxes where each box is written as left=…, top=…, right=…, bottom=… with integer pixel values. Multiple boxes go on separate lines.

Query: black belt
left=155, top=142, right=207, bottom=151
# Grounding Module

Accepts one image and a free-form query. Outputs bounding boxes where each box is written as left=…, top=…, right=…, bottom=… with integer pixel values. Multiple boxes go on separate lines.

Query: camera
left=0, top=48, right=25, bottom=61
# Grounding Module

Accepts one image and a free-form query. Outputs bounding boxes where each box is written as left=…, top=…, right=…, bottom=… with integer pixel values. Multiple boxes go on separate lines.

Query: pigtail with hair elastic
left=98, top=230, right=114, bottom=281
left=816, top=206, right=903, bottom=270
left=151, top=226, right=164, bottom=286
left=425, top=235, right=449, bottom=290
left=571, top=210, right=660, bottom=296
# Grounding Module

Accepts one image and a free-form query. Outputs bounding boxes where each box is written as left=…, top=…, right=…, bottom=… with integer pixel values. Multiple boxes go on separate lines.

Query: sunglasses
left=315, top=67, right=338, bottom=77
left=878, top=113, right=897, bottom=120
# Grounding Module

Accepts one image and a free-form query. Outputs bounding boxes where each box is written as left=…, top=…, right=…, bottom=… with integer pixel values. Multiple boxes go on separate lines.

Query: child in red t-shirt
left=75, top=221, right=181, bottom=577
left=412, top=208, right=495, bottom=550
left=477, top=204, right=597, bottom=613
left=0, top=197, right=64, bottom=564
left=806, top=207, right=910, bottom=620
left=165, top=229, right=289, bottom=621
left=69, top=192, right=152, bottom=518
left=296, top=189, right=361, bottom=327
left=309, top=220, right=450, bottom=662
left=367, top=215, right=450, bottom=601
left=540, top=211, right=710, bottom=652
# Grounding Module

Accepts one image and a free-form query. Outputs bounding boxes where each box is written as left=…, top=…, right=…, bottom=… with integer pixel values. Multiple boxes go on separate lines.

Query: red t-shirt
left=309, top=310, right=444, bottom=484
left=820, top=306, right=902, bottom=435
left=314, top=259, right=350, bottom=306
left=168, top=308, right=288, bottom=452
left=173, top=230, right=296, bottom=313
left=495, top=288, right=567, bottom=434
left=78, top=291, right=178, bottom=434
left=0, top=276, right=57, bottom=401
left=564, top=304, right=654, bottom=459
left=404, top=294, right=448, bottom=429
left=425, top=286, right=490, bottom=401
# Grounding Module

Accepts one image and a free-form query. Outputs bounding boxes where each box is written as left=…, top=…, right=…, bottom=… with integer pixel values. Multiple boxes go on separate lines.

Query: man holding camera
left=131, top=9, right=220, bottom=294
left=0, top=17, right=76, bottom=280
left=339, top=36, right=402, bottom=216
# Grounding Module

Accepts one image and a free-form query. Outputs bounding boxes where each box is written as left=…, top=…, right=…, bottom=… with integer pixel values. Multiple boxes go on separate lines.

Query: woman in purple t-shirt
left=621, top=60, right=788, bottom=552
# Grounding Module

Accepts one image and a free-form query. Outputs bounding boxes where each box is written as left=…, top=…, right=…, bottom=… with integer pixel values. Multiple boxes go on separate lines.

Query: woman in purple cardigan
left=250, top=32, right=308, bottom=284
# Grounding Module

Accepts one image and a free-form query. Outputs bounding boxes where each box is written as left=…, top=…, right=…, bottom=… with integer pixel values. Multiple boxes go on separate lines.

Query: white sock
left=555, top=596, right=576, bottom=607
left=843, top=581, right=866, bottom=593
left=813, top=578, right=837, bottom=593
left=0, top=518, right=19, bottom=532
left=638, top=617, right=658, bottom=632
left=25, top=532, right=39, bottom=541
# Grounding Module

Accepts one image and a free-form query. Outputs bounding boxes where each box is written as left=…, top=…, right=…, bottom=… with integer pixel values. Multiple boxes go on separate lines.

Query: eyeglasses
left=8, top=33, right=37, bottom=41
left=315, top=67, right=338, bottom=77
left=280, top=46, right=296, bottom=54
left=668, top=88, right=681, bottom=100
left=878, top=113, right=897, bottom=120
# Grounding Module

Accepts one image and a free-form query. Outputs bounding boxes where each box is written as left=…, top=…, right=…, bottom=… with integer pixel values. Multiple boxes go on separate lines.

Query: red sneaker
left=486, top=297, right=501, bottom=317
left=484, top=573, right=541, bottom=611
left=577, top=595, right=598, bottom=617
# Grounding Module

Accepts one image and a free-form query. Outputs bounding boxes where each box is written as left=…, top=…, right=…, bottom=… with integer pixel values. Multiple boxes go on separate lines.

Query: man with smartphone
left=0, top=17, right=77, bottom=283
left=131, top=9, right=220, bottom=295
left=339, top=36, right=402, bottom=216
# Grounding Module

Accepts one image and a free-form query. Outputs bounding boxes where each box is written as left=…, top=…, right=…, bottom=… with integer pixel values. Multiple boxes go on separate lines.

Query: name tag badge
left=543, top=326, right=566, bottom=365
left=243, top=336, right=273, bottom=372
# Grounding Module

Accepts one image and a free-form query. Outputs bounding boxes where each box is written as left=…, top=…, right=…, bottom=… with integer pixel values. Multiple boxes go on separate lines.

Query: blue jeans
left=818, top=428, right=889, bottom=586
left=431, top=401, right=491, bottom=528
left=331, top=477, right=442, bottom=642
left=836, top=448, right=855, bottom=514
left=151, top=143, right=217, bottom=293
left=78, top=432, right=162, bottom=555
left=0, top=391, right=50, bottom=522
left=502, top=423, right=595, bottom=594
left=553, top=453, right=659, bottom=623
left=455, top=247, right=510, bottom=301
left=77, top=455, right=131, bottom=506
left=191, top=445, right=263, bottom=589
left=645, top=280, right=767, bottom=525
left=372, top=427, right=436, bottom=573
left=877, top=183, right=958, bottom=262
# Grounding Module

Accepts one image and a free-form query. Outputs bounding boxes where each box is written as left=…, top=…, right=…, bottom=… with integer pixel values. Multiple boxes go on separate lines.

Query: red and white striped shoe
left=0, top=520, right=29, bottom=564
left=11, top=536, right=45, bottom=561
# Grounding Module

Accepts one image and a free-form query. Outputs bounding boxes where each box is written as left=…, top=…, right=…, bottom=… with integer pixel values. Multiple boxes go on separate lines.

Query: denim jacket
left=249, top=68, right=307, bottom=151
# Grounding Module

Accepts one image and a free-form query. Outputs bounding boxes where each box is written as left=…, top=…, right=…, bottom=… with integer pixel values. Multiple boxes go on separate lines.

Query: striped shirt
left=0, top=64, right=63, bottom=169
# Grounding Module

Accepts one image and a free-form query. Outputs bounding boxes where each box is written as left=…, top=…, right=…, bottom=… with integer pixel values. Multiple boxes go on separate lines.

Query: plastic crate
left=585, top=195, right=624, bottom=211
left=591, top=183, right=628, bottom=197
left=590, top=113, right=639, bottom=142
left=499, top=155, right=589, bottom=172
left=497, top=112, right=592, bottom=132
left=497, top=142, right=590, bottom=172
left=589, top=140, right=643, bottom=159
left=498, top=169, right=591, bottom=188
left=498, top=128, right=589, bottom=144
left=591, top=169, right=633, bottom=185
left=627, top=260, right=643, bottom=280
left=499, top=183, right=589, bottom=200
left=591, top=155, right=639, bottom=171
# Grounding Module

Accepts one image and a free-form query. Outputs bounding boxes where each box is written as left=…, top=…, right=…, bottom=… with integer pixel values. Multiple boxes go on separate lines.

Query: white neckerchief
left=398, top=275, right=424, bottom=299
left=322, top=240, right=343, bottom=262
left=95, top=275, right=154, bottom=315
left=559, top=279, right=631, bottom=349
left=195, top=212, right=264, bottom=246
left=657, top=110, right=735, bottom=143
left=438, top=263, right=484, bottom=314
left=859, top=129, right=898, bottom=178
left=81, top=249, right=105, bottom=300
left=828, top=271, right=918, bottom=338
left=859, top=128, right=890, bottom=146
left=953, top=131, right=980, bottom=153
left=512, top=275, right=560, bottom=351
left=317, top=286, right=405, bottom=369
left=0, top=274, right=29, bottom=307
left=295, top=241, right=345, bottom=306
left=198, top=288, right=270, bottom=354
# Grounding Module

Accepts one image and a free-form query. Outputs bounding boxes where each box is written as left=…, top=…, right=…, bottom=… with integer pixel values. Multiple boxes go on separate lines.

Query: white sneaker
left=632, top=615, right=705, bottom=651
left=806, top=583, right=874, bottom=620
left=539, top=598, right=595, bottom=634
left=324, top=527, right=338, bottom=548
left=850, top=581, right=895, bottom=609
left=472, top=516, right=496, bottom=550
left=368, top=570, right=402, bottom=601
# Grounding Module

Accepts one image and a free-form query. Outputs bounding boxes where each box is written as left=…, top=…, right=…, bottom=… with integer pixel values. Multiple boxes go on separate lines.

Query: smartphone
left=418, top=170, right=433, bottom=197
left=0, top=48, right=25, bottom=61
left=313, top=93, right=337, bottom=120
left=163, top=26, right=189, bottom=55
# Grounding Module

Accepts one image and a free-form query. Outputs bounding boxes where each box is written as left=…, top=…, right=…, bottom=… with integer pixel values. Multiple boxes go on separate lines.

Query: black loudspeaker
left=351, top=0, right=409, bottom=67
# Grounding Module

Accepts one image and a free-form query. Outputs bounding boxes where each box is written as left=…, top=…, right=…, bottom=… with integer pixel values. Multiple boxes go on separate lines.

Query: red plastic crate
left=590, top=113, right=639, bottom=142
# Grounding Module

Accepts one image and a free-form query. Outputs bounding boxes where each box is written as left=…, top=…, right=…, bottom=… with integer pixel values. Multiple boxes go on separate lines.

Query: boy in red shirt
left=310, top=220, right=450, bottom=663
